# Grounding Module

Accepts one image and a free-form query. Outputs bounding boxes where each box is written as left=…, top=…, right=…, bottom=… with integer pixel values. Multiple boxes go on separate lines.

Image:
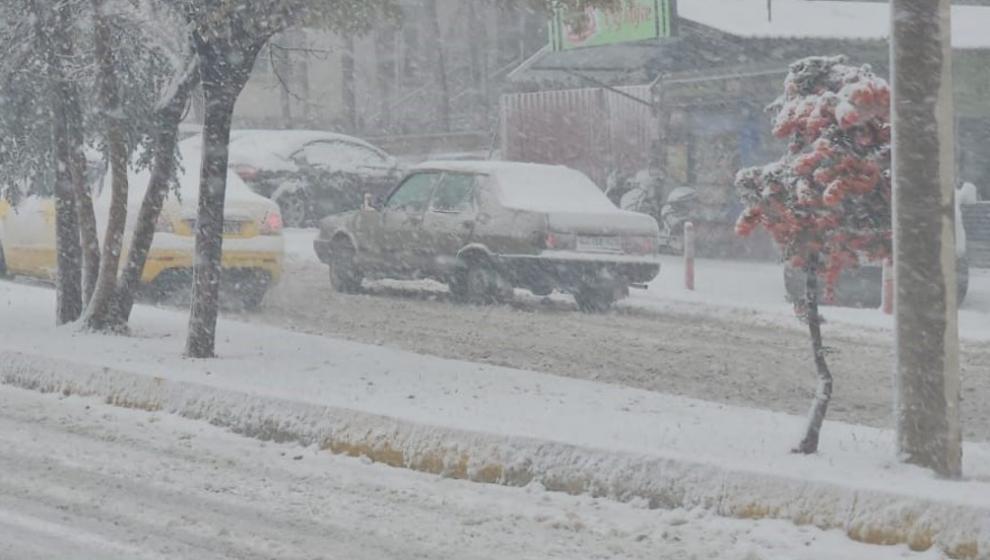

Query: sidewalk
left=1, top=280, right=988, bottom=558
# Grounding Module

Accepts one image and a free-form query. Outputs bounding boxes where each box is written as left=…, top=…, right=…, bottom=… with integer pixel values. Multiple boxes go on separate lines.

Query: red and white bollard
left=684, top=221, right=695, bottom=291
left=882, top=256, right=894, bottom=315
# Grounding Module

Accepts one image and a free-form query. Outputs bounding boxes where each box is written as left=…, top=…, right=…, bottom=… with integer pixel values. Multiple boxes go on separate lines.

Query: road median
left=2, top=341, right=989, bottom=558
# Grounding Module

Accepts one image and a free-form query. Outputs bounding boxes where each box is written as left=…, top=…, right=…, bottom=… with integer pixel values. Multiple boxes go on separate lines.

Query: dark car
left=314, top=161, right=662, bottom=312
left=218, top=129, right=402, bottom=227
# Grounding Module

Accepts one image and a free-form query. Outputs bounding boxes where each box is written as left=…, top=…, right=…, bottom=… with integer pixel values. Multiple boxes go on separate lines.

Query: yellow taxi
left=0, top=145, right=284, bottom=309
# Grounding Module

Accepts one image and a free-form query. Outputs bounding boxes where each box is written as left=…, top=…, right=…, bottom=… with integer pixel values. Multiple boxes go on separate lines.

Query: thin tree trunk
left=84, top=0, right=128, bottom=331
left=374, top=27, right=393, bottom=131
left=185, top=33, right=265, bottom=359
left=51, top=0, right=100, bottom=304
left=276, top=38, right=292, bottom=128
left=341, top=34, right=357, bottom=133
left=185, top=83, right=235, bottom=358
left=33, top=0, right=82, bottom=324
left=110, top=66, right=198, bottom=327
left=891, top=0, right=961, bottom=478
left=425, top=0, right=450, bottom=132
left=794, top=253, right=833, bottom=454
left=53, top=115, right=83, bottom=325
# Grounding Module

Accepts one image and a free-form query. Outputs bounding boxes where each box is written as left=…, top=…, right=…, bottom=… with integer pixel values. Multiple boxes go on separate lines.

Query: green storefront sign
left=550, top=0, right=671, bottom=51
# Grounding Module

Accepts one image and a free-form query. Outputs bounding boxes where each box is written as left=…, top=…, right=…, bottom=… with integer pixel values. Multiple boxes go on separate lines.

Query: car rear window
left=493, top=166, right=617, bottom=213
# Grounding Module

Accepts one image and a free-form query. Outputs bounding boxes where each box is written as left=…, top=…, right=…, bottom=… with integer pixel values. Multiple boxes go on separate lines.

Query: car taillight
left=234, top=164, right=259, bottom=182
left=624, top=235, right=657, bottom=255
left=545, top=232, right=576, bottom=250
left=155, top=214, right=174, bottom=233
left=261, top=210, right=283, bottom=235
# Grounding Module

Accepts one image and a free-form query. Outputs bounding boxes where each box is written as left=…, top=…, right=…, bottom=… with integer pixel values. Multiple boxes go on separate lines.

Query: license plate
left=223, top=220, right=245, bottom=235
left=184, top=220, right=246, bottom=236
left=577, top=235, right=622, bottom=253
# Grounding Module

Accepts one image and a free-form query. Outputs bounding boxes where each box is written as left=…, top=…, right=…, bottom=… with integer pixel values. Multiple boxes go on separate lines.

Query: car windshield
left=493, top=165, right=618, bottom=213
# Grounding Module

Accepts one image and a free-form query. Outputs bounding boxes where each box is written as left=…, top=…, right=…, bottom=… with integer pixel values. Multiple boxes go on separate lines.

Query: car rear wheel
left=0, top=241, right=7, bottom=278
left=276, top=191, right=308, bottom=228
left=330, top=240, right=362, bottom=294
left=574, top=286, right=618, bottom=313
left=452, top=260, right=510, bottom=305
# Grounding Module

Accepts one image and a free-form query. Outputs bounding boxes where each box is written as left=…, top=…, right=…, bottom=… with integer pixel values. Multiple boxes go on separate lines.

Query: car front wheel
left=330, top=240, right=362, bottom=294
left=574, top=285, right=619, bottom=313
left=276, top=191, right=308, bottom=228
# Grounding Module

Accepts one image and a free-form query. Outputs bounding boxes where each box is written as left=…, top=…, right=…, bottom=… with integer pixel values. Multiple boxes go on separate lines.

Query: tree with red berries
left=735, top=56, right=892, bottom=454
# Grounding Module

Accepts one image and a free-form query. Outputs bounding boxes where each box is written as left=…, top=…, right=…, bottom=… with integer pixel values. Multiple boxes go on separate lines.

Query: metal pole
left=891, top=0, right=961, bottom=478
left=684, top=221, right=695, bottom=291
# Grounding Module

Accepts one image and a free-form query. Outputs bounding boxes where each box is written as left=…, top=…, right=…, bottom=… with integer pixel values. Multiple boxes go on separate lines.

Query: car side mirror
left=364, top=193, right=384, bottom=211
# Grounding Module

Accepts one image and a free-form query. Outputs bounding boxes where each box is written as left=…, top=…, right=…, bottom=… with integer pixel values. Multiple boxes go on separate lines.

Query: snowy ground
left=0, top=384, right=937, bottom=560
left=269, top=229, right=990, bottom=441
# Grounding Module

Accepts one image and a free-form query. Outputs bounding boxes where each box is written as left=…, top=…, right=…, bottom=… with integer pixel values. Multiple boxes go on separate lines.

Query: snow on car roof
left=181, top=129, right=388, bottom=172
left=413, top=161, right=619, bottom=213
left=412, top=160, right=569, bottom=175
left=680, top=0, right=990, bottom=49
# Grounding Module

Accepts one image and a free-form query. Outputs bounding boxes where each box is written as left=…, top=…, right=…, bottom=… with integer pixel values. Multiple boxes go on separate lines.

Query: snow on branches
left=735, top=55, right=892, bottom=298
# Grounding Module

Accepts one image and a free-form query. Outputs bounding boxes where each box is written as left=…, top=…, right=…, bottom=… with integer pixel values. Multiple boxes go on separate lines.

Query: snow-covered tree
left=735, top=56, right=892, bottom=454
left=171, top=0, right=399, bottom=358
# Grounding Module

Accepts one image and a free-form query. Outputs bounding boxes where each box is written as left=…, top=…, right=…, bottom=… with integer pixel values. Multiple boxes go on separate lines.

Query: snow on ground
left=2, top=280, right=989, bottom=514
left=281, top=227, right=990, bottom=342
left=0, top=384, right=936, bottom=560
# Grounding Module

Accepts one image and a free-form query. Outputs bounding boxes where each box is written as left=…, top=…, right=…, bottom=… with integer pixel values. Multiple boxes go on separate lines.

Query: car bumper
left=497, top=251, right=661, bottom=291
left=142, top=234, right=284, bottom=284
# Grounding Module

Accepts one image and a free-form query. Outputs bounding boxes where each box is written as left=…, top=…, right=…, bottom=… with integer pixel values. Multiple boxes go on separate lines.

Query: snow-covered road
left=0, top=384, right=934, bottom=560
left=254, top=256, right=990, bottom=442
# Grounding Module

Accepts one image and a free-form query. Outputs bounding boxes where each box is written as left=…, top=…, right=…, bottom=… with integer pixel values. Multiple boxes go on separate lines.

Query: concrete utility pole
left=890, top=0, right=962, bottom=478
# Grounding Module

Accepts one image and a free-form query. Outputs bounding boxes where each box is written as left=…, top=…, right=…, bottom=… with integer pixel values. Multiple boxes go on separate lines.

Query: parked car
left=313, top=161, right=662, bottom=312
left=203, top=129, right=402, bottom=227
left=0, top=144, right=284, bottom=309
left=784, top=193, right=971, bottom=307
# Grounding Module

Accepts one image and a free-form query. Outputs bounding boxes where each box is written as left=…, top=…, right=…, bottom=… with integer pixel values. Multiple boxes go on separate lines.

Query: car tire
left=0, top=241, right=7, bottom=278
left=276, top=191, right=308, bottom=228
left=452, top=259, right=510, bottom=305
left=330, top=239, right=362, bottom=294
left=574, top=286, right=617, bottom=313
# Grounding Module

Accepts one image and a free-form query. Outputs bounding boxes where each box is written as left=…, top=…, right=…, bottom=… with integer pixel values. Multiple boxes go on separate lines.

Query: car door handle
left=461, top=221, right=474, bottom=229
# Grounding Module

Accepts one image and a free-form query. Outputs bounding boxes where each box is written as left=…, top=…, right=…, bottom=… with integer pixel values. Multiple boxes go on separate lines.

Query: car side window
left=430, top=173, right=477, bottom=213
left=299, top=141, right=386, bottom=169
left=385, top=173, right=440, bottom=212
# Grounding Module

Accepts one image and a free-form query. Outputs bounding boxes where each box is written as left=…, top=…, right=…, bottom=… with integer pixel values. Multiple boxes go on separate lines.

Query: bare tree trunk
left=50, top=0, right=100, bottom=304
left=794, top=253, right=833, bottom=454
left=53, top=116, right=83, bottom=325
left=110, top=66, right=199, bottom=327
left=425, top=0, right=450, bottom=132
left=891, top=0, right=962, bottom=478
left=185, top=32, right=266, bottom=359
left=374, top=27, right=394, bottom=131
left=276, top=37, right=293, bottom=128
left=341, top=34, right=358, bottom=133
left=84, top=0, right=128, bottom=331
left=33, top=0, right=82, bottom=324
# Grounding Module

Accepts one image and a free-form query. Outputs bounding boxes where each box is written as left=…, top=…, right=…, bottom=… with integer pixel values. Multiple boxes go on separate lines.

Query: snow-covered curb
left=2, top=349, right=987, bottom=559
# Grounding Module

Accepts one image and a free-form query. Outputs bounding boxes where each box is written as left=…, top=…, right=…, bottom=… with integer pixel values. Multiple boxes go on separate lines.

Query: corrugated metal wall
left=500, top=86, right=656, bottom=187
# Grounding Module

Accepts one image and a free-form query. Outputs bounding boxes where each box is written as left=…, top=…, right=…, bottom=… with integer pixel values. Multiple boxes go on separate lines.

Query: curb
left=1, top=350, right=987, bottom=559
